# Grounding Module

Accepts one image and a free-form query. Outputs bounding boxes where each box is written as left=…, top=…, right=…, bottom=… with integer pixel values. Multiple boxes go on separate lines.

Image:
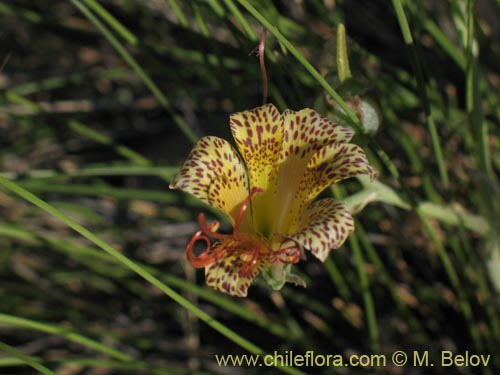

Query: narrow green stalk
left=399, top=131, right=441, bottom=203
left=7, top=68, right=129, bottom=96
left=68, top=120, right=151, bottom=166
left=191, top=1, right=210, bottom=36
left=349, top=232, right=380, bottom=354
left=355, top=224, right=424, bottom=333
left=423, top=19, right=466, bottom=70
left=223, top=0, right=257, bottom=40
left=0, top=358, right=24, bottom=366
left=417, top=211, right=483, bottom=353
left=0, top=314, right=132, bottom=361
left=83, top=0, right=138, bottom=44
left=17, top=182, right=177, bottom=203
left=336, top=24, right=352, bottom=83
left=0, top=342, right=56, bottom=375
left=391, top=0, right=413, bottom=44
left=0, top=176, right=306, bottom=375
left=391, top=0, right=449, bottom=188
left=323, top=258, right=352, bottom=300
left=6, top=90, right=151, bottom=166
left=70, top=0, right=199, bottom=144
left=465, top=0, right=493, bottom=179
left=452, top=226, right=500, bottom=345
left=206, top=0, right=226, bottom=17
left=0, top=164, right=178, bottom=180
left=167, top=0, right=189, bottom=27
left=0, top=2, right=42, bottom=23
left=426, top=113, right=449, bottom=188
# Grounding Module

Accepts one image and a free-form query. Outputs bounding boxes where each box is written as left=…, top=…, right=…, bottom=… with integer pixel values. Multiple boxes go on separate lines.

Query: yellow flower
left=170, top=104, right=377, bottom=297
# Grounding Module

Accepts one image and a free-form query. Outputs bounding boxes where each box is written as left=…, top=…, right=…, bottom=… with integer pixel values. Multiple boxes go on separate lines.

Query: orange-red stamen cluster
left=186, top=187, right=301, bottom=277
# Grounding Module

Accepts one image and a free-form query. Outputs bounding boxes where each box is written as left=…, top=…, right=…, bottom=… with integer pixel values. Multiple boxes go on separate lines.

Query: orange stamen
left=185, top=187, right=300, bottom=276
left=186, top=187, right=264, bottom=272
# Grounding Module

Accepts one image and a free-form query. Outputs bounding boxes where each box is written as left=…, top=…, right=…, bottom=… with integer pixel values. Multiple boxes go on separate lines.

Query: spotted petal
left=304, top=142, right=377, bottom=202
left=281, top=142, right=376, bottom=233
left=280, top=108, right=354, bottom=160
left=205, top=244, right=266, bottom=297
left=169, top=136, right=249, bottom=226
left=275, top=109, right=354, bottom=233
left=287, top=199, right=354, bottom=262
left=230, top=104, right=283, bottom=236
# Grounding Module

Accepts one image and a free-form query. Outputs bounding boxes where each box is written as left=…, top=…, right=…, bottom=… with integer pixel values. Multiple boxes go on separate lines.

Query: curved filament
left=186, top=230, right=226, bottom=268
left=239, top=244, right=261, bottom=276
left=197, top=213, right=233, bottom=241
left=186, top=187, right=300, bottom=278
left=186, top=188, right=263, bottom=271
left=234, top=187, right=264, bottom=233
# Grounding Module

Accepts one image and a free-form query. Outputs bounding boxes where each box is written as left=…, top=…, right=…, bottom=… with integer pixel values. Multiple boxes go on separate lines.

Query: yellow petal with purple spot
left=281, top=142, right=376, bottom=232
left=169, top=136, right=249, bottom=226
left=287, top=199, right=354, bottom=262
left=230, top=104, right=283, bottom=237
left=280, top=108, right=354, bottom=159
left=275, top=108, right=355, bottom=232
left=305, top=142, right=378, bottom=202
left=205, top=242, right=266, bottom=297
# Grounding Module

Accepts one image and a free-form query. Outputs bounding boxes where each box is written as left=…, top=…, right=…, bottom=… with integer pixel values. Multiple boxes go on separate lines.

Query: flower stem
left=250, top=28, right=268, bottom=105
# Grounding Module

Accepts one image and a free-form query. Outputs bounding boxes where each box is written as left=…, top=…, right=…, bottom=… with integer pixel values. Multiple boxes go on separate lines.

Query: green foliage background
left=1, top=0, right=499, bottom=374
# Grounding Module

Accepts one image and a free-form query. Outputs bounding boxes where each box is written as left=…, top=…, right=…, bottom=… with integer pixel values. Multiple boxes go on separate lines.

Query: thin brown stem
left=250, top=28, right=268, bottom=105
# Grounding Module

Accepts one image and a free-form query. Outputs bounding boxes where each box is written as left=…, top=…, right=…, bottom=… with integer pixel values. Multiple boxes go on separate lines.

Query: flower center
left=186, top=187, right=301, bottom=277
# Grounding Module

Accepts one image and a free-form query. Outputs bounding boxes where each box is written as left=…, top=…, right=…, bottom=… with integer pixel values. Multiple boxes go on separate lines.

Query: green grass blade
left=0, top=176, right=307, bottom=375
left=17, top=182, right=177, bottom=203
left=190, top=1, right=210, bottom=36
left=391, top=0, right=413, bottom=44
left=336, top=24, right=352, bottom=83
left=223, top=0, right=257, bottom=39
left=349, top=232, right=380, bottom=354
left=82, top=0, right=138, bottom=44
left=0, top=341, right=56, bottom=375
left=167, top=0, right=189, bottom=26
left=5, top=92, right=152, bottom=167
left=0, top=164, right=178, bottom=180
left=391, top=0, right=449, bottom=188
left=417, top=211, right=483, bottom=353
left=0, top=314, right=132, bottom=361
left=423, top=19, right=466, bottom=70
left=465, top=0, right=493, bottom=179
left=355, top=224, right=424, bottom=332
left=70, top=0, right=199, bottom=144
left=323, top=257, right=352, bottom=300
left=68, top=120, right=151, bottom=166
